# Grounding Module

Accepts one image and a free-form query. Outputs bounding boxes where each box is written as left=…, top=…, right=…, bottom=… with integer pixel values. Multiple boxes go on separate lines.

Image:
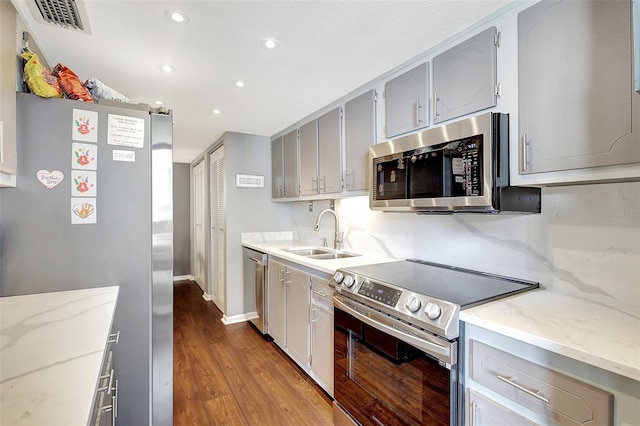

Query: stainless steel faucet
left=313, top=208, right=343, bottom=250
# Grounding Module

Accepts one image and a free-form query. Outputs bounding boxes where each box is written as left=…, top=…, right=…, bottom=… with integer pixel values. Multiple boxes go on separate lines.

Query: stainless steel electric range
left=330, top=259, right=539, bottom=426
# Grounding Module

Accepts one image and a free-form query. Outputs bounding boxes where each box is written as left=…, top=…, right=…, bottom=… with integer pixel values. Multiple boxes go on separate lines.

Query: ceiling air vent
left=34, top=0, right=84, bottom=31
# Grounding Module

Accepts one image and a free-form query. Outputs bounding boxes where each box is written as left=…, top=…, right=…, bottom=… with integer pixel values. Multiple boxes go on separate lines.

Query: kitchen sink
left=283, top=247, right=335, bottom=256
left=307, top=252, right=361, bottom=260
left=282, top=247, right=361, bottom=260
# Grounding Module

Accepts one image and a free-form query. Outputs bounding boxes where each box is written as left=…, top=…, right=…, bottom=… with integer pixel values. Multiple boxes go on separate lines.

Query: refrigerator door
left=1, top=93, right=173, bottom=426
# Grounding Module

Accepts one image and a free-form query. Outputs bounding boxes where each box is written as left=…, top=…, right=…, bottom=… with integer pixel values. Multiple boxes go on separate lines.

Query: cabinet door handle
left=470, top=400, right=478, bottom=426
left=108, top=330, right=120, bottom=344
left=313, top=289, right=328, bottom=298
left=497, top=375, right=550, bottom=404
left=415, top=99, right=423, bottom=126
left=107, top=369, right=115, bottom=395
left=433, top=91, right=439, bottom=120
left=521, top=134, right=529, bottom=172
left=319, top=176, right=326, bottom=193
left=312, top=177, right=318, bottom=192
left=113, top=379, right=119, bottom=419
left=98, top=368, right=114, bottom=393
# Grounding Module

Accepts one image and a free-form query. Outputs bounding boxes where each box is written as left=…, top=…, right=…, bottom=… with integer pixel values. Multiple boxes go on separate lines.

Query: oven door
left=333, top=297, right=458, bottom=426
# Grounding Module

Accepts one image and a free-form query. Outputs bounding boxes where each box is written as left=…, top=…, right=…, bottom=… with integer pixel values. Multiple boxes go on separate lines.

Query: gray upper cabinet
left=299, top=120, right=319, bottom=196
left=344, top=90, right=376, bottom=191
left=432, top=26, right=498, bottom=124
left=518, top=0, right=640, bottom=175
left=385, top=62, right=429, bottom=138
left=282, top=129, right=300, bottom=197
left=318, top=107, right=342, bottom=194
left=634, top=0, right=639, bottom=93
left=271, top=137, right=284, bottom=198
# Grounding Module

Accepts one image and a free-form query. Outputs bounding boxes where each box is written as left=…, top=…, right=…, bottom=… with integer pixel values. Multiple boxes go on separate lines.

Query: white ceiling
left=12, top=0, right=511, bottom=163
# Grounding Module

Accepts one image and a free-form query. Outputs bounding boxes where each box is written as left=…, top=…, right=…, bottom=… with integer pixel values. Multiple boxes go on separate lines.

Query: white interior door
left=192, top=161, right=206, bottom=291
left=209, top=145, right=226, bottom=312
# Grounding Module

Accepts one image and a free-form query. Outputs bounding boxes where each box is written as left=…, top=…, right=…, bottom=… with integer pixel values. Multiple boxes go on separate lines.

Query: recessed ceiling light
left=165, top=10, right=189, bottom=24
left=212, top=109, right=222, bottom=115
left=159, top=64, right=175, bottom=73
left=234, top=81, right=245, bottom=88
left=263, top=38, right=279, bottom=49
left=154, top=101, right=164, bottom=106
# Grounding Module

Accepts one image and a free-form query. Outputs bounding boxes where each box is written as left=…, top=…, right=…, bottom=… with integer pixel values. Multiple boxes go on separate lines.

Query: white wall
left=293, top=181, right=640, bottom=317
left=225, top=132, right=293, bottom=317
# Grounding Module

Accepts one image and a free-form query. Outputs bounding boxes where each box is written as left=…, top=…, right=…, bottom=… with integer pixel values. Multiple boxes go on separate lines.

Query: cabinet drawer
left=470, top=340, right=613, bottom=426
left=311, top=276, right=332, bottom=308
left=468, top=389, right=538, bottom=426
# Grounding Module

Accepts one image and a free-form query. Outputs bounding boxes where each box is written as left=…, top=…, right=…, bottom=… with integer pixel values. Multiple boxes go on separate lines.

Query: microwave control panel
left=451, top=136, right=482, bottom=197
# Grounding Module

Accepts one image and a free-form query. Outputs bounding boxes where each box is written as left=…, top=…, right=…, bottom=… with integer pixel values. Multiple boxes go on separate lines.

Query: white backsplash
left=293, top=181, right=640, bottom=316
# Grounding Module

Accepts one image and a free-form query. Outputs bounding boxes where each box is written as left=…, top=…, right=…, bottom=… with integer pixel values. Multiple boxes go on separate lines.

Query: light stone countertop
left=242, top=233, right=640, bottom=383
left=1, top=286, right=119, bottom=426
left=460, top=290, right=640, bottom=382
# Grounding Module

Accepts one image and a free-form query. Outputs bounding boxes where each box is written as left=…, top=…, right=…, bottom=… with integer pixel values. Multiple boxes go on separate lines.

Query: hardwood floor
left=173, top=280, right=333, bottom=425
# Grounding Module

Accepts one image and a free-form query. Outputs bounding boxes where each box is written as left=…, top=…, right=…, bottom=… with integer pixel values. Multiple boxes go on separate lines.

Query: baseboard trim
left=202, top=292, right=212, bottom=301
left=221, top=312, right=255, bottom=325
left=173, top=275, right=194, bottom=282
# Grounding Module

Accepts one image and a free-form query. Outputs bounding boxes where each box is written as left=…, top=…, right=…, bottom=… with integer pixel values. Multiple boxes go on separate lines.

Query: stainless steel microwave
left=370, top=112, right=541, bottom=213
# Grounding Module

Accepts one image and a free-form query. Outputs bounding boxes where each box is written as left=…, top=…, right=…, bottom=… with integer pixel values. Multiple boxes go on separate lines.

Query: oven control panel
left=330, top=269, right=460, bottom=340
left=357, top=281, right=402, bottom=307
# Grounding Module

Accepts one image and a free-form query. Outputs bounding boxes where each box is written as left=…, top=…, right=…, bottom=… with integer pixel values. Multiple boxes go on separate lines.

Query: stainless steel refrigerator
left=0, top=92, right=173, bottom=426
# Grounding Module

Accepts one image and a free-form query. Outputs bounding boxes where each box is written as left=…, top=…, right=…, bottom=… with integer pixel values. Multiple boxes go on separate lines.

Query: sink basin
left=282, top=247, right=362, bottom=260
left=283, top=247, right=334, bottom=256
left=307, top=252, right=361, bottom=260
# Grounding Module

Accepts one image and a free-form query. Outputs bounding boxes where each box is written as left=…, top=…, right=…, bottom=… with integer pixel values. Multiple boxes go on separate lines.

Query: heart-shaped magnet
left=36, top=170, right=64, bottom=189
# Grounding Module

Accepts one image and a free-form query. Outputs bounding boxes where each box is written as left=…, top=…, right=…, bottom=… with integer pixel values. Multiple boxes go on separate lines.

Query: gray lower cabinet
left=267, top=259, right=286, bottom=347
left=299, top=119, right=319, bottom=196
left=469, top=340, right=613, bottom=426
left=468, top=389, right=538, bottom=426
left=91, top=332, right=120, bottom=426
left=285, top=267, right=311, bottom=370
left=432, top=26, right=498, bottom=124
left=310, top=276, right=333, bottom=396
left=267, top=259, right=310, bottom=370
left=271, top=137, right=284, bottom=198
left=518, top=0, right=640, bottom=175
left=344, top=90, right=376, bottom=191
left=385, top=62, right=430, bottom=138
left=267, top=258, right=334, bottom=394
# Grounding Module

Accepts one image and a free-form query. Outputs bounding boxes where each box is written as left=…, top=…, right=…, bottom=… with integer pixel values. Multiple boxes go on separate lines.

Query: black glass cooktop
left=341, top=259, right=539, bottom=308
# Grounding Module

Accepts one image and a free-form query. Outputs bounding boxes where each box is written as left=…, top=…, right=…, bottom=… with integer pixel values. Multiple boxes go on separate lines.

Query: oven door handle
left=334, top=297, right=456, bottom=366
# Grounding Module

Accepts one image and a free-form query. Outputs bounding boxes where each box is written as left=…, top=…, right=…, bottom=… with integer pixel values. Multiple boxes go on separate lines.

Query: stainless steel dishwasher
left=243, top=247, right=268, bottom=335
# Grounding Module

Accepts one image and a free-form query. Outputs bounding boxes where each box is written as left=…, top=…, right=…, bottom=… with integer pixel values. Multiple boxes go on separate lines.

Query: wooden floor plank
left=173, top=280, right=333, bottom=425
left=203, top=394, right=249, bottom=426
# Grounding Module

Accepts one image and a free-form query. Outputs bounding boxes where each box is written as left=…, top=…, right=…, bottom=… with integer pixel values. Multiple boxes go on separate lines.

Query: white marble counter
left=460, top=290, right=640, bottom=382
left=1, top=286, right=119, bottom=426
left=242, top=232, right=399, bottom=275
